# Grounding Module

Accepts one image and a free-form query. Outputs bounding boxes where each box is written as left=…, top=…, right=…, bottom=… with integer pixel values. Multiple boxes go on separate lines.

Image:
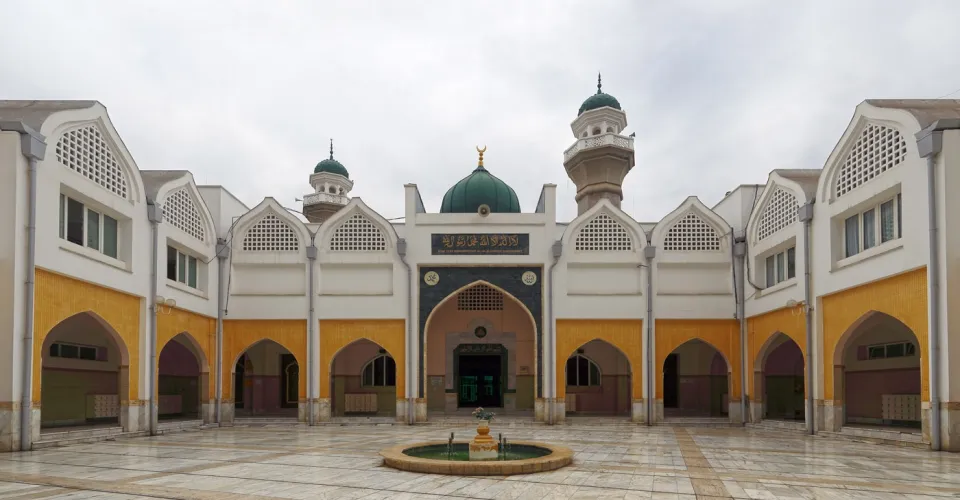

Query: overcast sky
left=3, top=1, right=960, bottom=223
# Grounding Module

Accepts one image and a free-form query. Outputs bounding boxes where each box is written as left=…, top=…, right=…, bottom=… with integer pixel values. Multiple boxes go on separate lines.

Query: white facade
left=2, top=97, right=960, bottom=452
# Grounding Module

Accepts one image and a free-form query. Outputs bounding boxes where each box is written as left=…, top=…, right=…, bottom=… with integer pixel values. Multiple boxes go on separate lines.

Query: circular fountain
left=379, top=409, right=573, bottom=476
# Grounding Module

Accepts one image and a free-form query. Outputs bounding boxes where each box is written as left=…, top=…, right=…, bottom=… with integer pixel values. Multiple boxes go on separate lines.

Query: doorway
left=458, top=355, right=502, bottom=408
left=280, top=353, right=299, bottom=409
left=663, top=353, right=679, bottom=408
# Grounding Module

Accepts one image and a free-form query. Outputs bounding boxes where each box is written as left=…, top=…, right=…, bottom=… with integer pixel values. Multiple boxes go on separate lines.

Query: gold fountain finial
left=476, top=145, right=487, bottom=167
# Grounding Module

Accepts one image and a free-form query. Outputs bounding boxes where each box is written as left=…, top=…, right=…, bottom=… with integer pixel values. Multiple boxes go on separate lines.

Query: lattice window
left=574, top=213, right=633, bottom=251
left=757, top=188, right=798, bottom=241
left=836, top=123, right=907, bottom=198
left=457, top=285, right=504, bottom=311
left=162, top=187, right=205, bottom=242
left=55, top=124, right=129, bottom=199
left=329, top=213, right=386, bottom=252
left=663, top=213, right=721, bottom=251
left=241, top=214, right=300, bottom=252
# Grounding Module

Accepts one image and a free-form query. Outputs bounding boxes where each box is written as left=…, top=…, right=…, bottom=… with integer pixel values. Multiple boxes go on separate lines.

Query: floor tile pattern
left=0, top=423, right=958, bottom=499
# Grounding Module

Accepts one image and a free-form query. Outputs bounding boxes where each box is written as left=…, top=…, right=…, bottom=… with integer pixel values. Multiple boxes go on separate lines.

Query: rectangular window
left=765, top=246, right=797, bottom=287
left=103, top=215, right=118, bottom=258
left=59, top=194, right=65, bottom=239
left=880, top=199, right=896, bottom=243
left=842, top=194, right=901, bottom=260
left=178, top=252, right=187, bottom=283
left=66, top=197, right=84, bottom=245
left=60, top=195, right=121, bottom=260
left=167, top=246, right=177, bottom=280
left=844, top=215, right=859, bottom=258
left=167, top=246, right=200, bottom=290
left=862, top=208, right=876, bottom=250
left=786, top=247, right=796, bottom=279
left=49, top=342, right=105, bottom=361
left=187, top=256, right=198, bottom=288
left=765, top=256, right=775, bottom=287
left=86, top=208, right=100, bottom=251
left=775, top=252, right=785, bottom=282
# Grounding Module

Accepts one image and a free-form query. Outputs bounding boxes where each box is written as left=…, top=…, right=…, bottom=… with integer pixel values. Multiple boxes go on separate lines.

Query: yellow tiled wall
left=222, top=319, right=307, bottom=401
left=655, top=319, right=741, bottom=399
left=157, top=308, right=215, bottom=399
left=747, top=307, right=807, bottom=397
left=319, top=319, right=406, bottom=400
left=821, top=267, right=928, bottom=401
left=33, top=268, right=143, bottom=403
left=555, top=319, right=643, bottom=400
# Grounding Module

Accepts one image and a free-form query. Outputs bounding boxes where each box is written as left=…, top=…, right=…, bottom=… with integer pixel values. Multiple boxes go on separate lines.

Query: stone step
left=657, top=418, right=743, bottom=428
left=746, top=420, right=809, bottom=433
left=817, top=427, right=927, bottom=449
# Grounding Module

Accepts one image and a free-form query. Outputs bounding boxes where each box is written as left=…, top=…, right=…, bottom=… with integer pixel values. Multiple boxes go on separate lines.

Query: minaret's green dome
left=440, top=149, right=521, bottom=214
left=578, top=73, right=621, bottom=115
left=313, top=139, right=349, bottom=178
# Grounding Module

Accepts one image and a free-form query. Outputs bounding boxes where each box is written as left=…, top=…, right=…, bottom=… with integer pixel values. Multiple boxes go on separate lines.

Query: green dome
left=440, top=158, right=521, bottom=214
left=578, top=93, right=621, bottom=115
left=578, top=73, right=621, bottom=115
left=314, top=158, right=349, bottom=178
left=314, top=139, right=349, bottom=178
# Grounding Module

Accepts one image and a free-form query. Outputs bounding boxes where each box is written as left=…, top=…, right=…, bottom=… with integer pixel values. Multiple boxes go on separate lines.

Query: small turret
left=302, top=139, right=354, bottom=223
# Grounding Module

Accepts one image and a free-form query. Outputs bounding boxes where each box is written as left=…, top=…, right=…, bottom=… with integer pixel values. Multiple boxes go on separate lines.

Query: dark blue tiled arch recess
left=419, top=267, right=543, bottom=399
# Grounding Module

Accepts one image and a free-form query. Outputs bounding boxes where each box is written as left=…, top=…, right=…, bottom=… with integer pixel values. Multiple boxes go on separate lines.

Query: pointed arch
left=317, top=198, right=399, bottom=252
left=654, top=319, right=741, bottom=402
left=651, top=196, right=730, bottom=251
left=560, top=198, right=645, bottom=254
left=233, top=198, right=311, bottom=253
left=555, top=320, right=642, bottom=402
left=42, top=104, right=146, bottom=203
left=746, top=174, right=806, bottom=245
left=319, top=320, right=406, bottom=402
left=423, top=280, right=539, bottom=404
left=156, top=175, right=217, bottom=245
left=816, top=103, right=923, bottom=204
left=40, top=310, right=131, bottom=366
left=221, top=319, right=307, bottom=402
left=754, top=331, right=805, bottom=372
left=159, top=331, right=210, bottom=374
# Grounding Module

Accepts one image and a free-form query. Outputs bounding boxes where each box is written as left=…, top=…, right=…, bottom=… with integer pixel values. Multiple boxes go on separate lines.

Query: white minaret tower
left=302, top=139, right=354, bottom=223
left=562, top=74, right=636, bottom=215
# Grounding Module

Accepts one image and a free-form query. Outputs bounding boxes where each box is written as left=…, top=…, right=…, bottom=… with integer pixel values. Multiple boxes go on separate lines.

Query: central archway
left=423, top=280, right=538, bottom=417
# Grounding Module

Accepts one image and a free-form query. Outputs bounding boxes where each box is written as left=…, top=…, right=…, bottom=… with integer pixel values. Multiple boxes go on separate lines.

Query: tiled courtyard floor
left=0, top=422, right=958, bottom=499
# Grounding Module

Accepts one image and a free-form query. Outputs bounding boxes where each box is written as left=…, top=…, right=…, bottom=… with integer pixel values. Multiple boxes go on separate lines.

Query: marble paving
left=0, top=422, right=958, bottom=499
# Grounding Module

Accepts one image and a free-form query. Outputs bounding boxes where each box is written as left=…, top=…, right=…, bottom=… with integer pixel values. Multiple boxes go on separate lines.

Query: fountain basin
left=380, top=440, right=573, bottom=476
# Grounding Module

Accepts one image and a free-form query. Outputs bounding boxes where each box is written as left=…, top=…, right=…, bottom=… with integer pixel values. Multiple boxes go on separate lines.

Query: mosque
left=1, top=81, right=960, bottom=452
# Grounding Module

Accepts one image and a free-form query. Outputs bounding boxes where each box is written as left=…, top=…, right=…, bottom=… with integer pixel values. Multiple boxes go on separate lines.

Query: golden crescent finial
left=476, top=145, right=487, bottom=167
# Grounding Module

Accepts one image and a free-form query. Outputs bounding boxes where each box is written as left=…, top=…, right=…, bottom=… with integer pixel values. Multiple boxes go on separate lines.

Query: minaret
left=562, top=74, right=635, bottom=215
left=302, top=139, right=354, bottom=223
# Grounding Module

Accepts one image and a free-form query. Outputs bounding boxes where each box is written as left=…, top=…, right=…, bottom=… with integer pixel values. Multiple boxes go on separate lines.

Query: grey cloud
left=2, top=0, right=959, bottom=224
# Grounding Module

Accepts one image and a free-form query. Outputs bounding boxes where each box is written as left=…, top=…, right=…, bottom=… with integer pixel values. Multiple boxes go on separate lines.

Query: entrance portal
left=458, top=354, right=502, bottom=408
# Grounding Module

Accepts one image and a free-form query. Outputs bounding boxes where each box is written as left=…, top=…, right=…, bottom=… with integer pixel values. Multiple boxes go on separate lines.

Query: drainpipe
left=547, top=242, right=562, bottom=425
left=215, top=239, right=228, bottom=425
left=2, top=121, right=46, bottom=451
left=306, top=242, right=317, bottom=425
left=798, top=202, right=815, bottom=435
left=397, top=238, right=415, bottom=425
left=643, top=245, right=656, bottom=425
left=733, top=236, right=747, bottom=425
left=147, top=202, right=162, bottom=436
left=916, top=119, right=960, bottom=451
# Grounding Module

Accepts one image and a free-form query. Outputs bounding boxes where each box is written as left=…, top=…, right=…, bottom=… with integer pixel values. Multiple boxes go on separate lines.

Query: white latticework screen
left=55, top=124, right=129, bottom=199
left=836, top=123, right=907, bottom=198
left=574, top=213, right=633, bottom=251
left=663, top=213, right=721, bottom=251
left=241, top=214, right=300, bottom=251
left=163, top=188, right=205, bottom=242
left=457, top=285, right=504, bottom=311
left=757, top=188, right=798, bottom=241
left=329, top=214, right=387, bottom=252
